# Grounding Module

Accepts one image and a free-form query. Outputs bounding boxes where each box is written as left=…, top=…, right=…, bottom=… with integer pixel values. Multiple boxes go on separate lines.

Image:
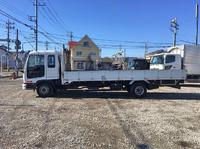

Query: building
left=100, top=57, right=113, bottom=70
left=0, top=45, right=15, bottom=68
left=0, top=44, right=29, bottom=69
left=69, top=35, right=100, bottom=70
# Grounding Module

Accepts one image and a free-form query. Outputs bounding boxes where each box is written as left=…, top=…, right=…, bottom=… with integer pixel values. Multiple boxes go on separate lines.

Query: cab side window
left=166, top=55, right=175, bottom=63
left=48, top=55, right=55, bottom=68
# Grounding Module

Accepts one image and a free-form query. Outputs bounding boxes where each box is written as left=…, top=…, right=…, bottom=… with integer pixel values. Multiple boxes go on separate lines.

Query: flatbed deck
left=62, top=69, right=186, bottom=84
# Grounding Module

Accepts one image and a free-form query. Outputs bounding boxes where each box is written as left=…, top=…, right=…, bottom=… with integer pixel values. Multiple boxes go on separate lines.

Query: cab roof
left=29, top=50, right=61, bottom=55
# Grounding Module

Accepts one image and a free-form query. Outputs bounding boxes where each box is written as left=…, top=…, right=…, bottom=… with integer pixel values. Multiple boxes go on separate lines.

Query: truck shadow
left=181, top=84, right=200, bottom=88
left=54, top=90, right=200, bottom=100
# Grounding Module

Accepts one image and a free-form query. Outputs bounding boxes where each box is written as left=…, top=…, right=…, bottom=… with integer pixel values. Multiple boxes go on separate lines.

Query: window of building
left=90, top=52, right=96, bottom=55
left=48, top=55, right=55, bottom=68
left=76, top=62, right=85, bottom=70
left=166, top=55, right=175, bottom=63
left=76, top=51, right=82, bottom=56
left=83, top=41, right=89, bottom=47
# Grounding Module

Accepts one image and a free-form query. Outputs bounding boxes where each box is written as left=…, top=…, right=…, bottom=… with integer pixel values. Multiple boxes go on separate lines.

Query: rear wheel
left=130, top=82, right=147, bottom=98
left=37, top=83, right=53, bottom=97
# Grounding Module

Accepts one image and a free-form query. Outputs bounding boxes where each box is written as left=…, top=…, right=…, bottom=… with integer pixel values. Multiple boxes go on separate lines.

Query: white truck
left=22, top=50, right=186, bottom=98
left=150, top=44, right=200, bottom=82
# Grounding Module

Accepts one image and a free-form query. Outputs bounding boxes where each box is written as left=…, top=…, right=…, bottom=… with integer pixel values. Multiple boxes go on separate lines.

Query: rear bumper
left=22, top=83, right=35, bottom=90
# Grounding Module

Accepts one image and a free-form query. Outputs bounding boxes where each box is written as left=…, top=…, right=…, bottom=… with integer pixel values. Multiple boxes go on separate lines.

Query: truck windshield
left=151, top=55, right=164, bottom=64
left=27, top=55, right=44, bottom=78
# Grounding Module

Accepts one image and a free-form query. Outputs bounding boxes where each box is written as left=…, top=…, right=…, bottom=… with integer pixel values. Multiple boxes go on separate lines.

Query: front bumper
left=22, top=83, right=35, bottom=90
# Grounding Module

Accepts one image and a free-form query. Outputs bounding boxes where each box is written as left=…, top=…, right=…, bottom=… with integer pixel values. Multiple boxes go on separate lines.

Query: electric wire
left=39, top=3, right=69, bottom=33
left=45, top=4, right=69, bottom=33
left=46, top=0, right=71, bottom=31
left=38, top=25, right=64, bottom=47
left=0, top=0, right=29, bottom=19
left=0, top=9, right=174, bottom=52
left=15, top=24, right=35, bottom=50
left=40, top=0, right=71, bottom=32
left=38, top=8, right=65, bottom=34
left=0, top=10, right=31, bottom=28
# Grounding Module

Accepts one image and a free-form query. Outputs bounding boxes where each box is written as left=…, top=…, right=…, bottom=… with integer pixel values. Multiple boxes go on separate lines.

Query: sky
left=0, top=0, right=200, bottom=58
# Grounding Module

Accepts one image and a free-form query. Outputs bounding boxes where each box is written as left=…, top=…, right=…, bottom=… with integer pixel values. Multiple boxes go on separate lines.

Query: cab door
left=164, top=55, right=181, bottom=70
left=46, top=54, right=59, bottom=79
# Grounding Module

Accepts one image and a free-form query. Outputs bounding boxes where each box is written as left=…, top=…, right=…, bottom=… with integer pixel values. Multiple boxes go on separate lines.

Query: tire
left=37, top=83, right=53, bottom=97
left=130, top=82, right=147, bottom=98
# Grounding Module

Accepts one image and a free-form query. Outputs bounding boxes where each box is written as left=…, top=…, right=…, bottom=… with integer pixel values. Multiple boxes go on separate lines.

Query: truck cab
left=23, top=51, right=61, bottom=90
left=128, top=58, right=150, bottom=70
left=150, top=53, right=181, bottom=70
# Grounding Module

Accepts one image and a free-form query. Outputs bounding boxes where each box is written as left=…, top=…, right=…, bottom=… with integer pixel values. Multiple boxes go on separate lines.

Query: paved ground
left=0, top=77, right=200, bottom=148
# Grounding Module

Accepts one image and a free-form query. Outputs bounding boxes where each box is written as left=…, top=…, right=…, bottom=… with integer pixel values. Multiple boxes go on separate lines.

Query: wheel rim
left=135, top=86, right=144, bottom=96
left=39, top=85, right=49, bottom=95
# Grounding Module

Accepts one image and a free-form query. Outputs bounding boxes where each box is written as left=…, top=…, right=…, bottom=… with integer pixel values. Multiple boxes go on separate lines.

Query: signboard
left=15, top=46, right=21, bottom=49
left=5, top=53, right=9, bottom=57
left=15, top=39, right=21, bottom=46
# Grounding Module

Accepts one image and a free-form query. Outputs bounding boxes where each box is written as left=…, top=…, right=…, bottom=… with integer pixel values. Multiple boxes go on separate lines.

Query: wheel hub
left=135, top=86, right=144, bottom=96
left=40, top=85, right=49, bottom=95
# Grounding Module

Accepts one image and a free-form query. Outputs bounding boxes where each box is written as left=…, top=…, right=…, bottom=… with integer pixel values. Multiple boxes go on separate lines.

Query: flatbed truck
left=22, top=50, right=186, bottom=98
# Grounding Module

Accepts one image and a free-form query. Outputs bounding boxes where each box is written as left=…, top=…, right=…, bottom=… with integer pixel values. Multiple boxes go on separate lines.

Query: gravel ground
left=0, top=77, right=200, bottom=149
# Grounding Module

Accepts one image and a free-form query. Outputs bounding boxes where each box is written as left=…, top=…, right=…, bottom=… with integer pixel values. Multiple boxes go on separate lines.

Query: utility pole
left=6, top=19, right=15, bottom=71
left=32, top=0, right=45, bottom=51
left=144, top=42, right=148, bottom=58
left=22, top=44, right=25, bottom=69
left=15, top=29, right=21, bottom=76
left=35, top=0, right=38, bottom=51
left=45, top=41, right=49, bottom=50
left=170, top=17, right=179, bottom=46
left=196, top=4, right=199, bottom=45
left=100, top=49, right=102, bottom=59
left=124, top=48, right=126, bottom=58
left=70, top=32, right=73, bottom=41
left=119, top=44, right=121, bottom=51
left=16, top=29, right=19, bottom=75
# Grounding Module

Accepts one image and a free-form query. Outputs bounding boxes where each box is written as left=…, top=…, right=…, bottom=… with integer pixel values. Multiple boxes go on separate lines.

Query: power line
left=40, top=0, right=71, bottom=32
left=0, top=10, right=172, bottom=51
left=0, top=0, right=29, bottom=19
left=46, top=0, right=71, bottom=31
left=38, top=8, right=65, bottom=34
left=38, top=25, right=64, bottom=47
left=45, top=4, right=69, bottom=33
left=177, top=40, right=195, bottom=44
left=0, top=10, right=31, bottom=28
left=15, top=24, right=35, bottom=50
left=73, top=36, right=172, bottom=45
left=39, top=2, right=69, bottom=34
left=0, top=9, right=63, bottom=49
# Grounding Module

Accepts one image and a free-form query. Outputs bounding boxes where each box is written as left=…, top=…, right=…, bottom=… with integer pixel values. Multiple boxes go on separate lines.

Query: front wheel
left=37, top=83, right=53, bottom=97
left=130, top=82, right=147, bottom=98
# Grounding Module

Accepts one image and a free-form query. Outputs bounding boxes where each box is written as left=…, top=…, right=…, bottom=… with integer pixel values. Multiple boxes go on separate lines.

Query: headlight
left=165, top=65, right=172, bottom=70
